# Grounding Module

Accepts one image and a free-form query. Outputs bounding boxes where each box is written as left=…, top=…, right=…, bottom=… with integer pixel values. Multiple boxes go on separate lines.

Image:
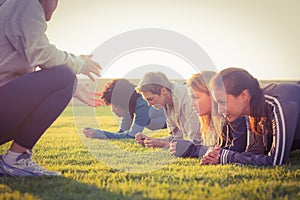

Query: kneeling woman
left=202, top=67, right=300, bottom=166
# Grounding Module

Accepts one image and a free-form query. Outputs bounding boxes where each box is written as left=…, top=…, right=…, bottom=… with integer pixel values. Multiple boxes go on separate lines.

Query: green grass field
left=0, top=106, right=300, bottom=200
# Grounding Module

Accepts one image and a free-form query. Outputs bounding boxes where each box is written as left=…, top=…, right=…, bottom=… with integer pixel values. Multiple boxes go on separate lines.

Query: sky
left=46, top=0, right=300, bottom=80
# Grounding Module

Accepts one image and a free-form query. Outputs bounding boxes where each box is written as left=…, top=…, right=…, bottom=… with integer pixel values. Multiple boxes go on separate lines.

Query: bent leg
left=281, top=102, right=300, bottom=164
left=0, top=66, right=77, bottom=149
left=291, top=114, right=300, bottom=151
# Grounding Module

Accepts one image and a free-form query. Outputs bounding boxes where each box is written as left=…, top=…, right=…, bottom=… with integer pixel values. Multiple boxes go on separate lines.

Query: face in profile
left=141, top=91, right=165, bottom=110
left=212, top=89, right=247, bottom=122
left=188, top=87, right=211, bottom=116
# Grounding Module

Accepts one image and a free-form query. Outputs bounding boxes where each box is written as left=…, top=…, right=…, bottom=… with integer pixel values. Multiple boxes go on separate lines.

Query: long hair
left=101, top=79, right=140, bottom=119
left=210, top=67, right=271, bottom=135
left=187, top=71, right=222, bottom=146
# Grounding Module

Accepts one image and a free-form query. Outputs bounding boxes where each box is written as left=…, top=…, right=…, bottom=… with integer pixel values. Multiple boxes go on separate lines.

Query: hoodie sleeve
left=178, top=86, right=202, bottom=144
left=174, top=140, right=209, bottom=158
left=124, top=103, right=149, bottom=137
left=5, top=0, right=84, bottom=73
left=219, top=149, right=273, bottom=166
left=119, top=114, right=133, bottom=132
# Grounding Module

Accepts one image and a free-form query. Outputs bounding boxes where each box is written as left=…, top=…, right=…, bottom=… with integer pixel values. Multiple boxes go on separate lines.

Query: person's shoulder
left=264, top=83, right=300, bottom=95
left=135, top=95, right=150, bottom=108
left=7, top=0, right=42, bottom=16
left=0, top=0, right=35, bottom=9
left=136, top=95, right=144, bottom=103
left=10, top=0, right=39, bottom=7
left=24, top=0, right=42, bottom=9
left=172, top=82, right=188, bottom=92
left=168, top=83, right=187, bottom=105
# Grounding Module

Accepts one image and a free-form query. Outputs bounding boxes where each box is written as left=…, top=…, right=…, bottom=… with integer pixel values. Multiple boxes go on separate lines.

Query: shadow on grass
left=287, top=149, right=300, bottom=166
left=0, top=176, right=129, bottom=200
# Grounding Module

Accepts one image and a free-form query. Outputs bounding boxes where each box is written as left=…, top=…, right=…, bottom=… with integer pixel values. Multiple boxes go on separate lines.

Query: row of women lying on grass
left=83, top=68, right=300, bottom=166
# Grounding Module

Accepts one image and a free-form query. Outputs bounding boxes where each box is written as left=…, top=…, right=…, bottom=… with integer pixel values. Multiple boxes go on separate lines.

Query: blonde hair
left=187, top=71, right=222, bottom=146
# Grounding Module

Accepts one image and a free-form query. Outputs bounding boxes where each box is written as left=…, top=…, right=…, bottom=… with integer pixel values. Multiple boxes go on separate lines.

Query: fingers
left=95, top=99, right=105, bottom=107
left=136, top=133, right=146, bottom=139
left=86, top=66, right=101, bottom=81
left=81, top=96, right=101, bottom=107
left=80, top=54, right=102, bottom=81
left=134, top=134, right=163, bottom=148
left=75, top=83, right=104, bottom=107
left=143, top=137, right=156, bottom=148
left=83, top=128, right=95, bottom=138
left=87, top=93, right=105, bottom=107
left=89, top=61, right=101, bottom=76
left=144, top=139, right=154, bottom=148
left=200, top=147, right=221, bottom=165
left=135, top=133, right=145, bottom=145
left=80, top=54, right=93, bottom=59
left=201, top=157, right=212, bottom=165
left=87, top=73, right=96, bottom=82
left=169, top=142, right=177, bottom=155
left=85, top=99, right=102, bottom=107
left=91, top=59, right=102, bottom=70
left=135, top=138, right=144, bottom=145
left=83, top=128, right=88, bottom=133
left=86, top=54, right=102, bottom=70
left=144, top=139, right=167, bottom=148
left=95, top=92, right=103, bottom=97
left=207, top=150, right=220, bottom=159
left=200, top=157, right=210, bottom=165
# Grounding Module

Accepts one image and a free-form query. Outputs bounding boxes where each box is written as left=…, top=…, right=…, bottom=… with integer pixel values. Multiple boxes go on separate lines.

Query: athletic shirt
left=219, top=83, right=300, bottom=166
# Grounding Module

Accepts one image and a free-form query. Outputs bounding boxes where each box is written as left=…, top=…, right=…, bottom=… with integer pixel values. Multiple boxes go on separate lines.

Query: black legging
left=0, top=66, right=77, bottom=149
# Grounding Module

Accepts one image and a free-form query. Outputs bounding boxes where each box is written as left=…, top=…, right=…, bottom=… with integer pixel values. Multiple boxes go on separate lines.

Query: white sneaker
left=0, top=151, right=60, bottom=177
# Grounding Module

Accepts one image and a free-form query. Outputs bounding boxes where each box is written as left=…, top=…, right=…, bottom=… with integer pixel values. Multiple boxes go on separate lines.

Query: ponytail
left=248, top=77, right=265, bottom=135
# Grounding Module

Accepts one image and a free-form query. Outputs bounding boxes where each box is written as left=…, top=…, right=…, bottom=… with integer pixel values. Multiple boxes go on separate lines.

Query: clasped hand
left=200, top=146, right=221, bottom=165
left=135, top=133, right=169, bottom=148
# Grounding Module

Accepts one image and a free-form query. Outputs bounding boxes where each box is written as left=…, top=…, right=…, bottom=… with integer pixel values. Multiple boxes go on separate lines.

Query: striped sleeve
left=219, top=95, right=293, bottom=166
left=265, top=95, right=286, bottom=165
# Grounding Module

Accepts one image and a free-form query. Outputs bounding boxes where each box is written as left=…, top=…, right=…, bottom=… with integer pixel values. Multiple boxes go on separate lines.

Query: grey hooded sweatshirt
left=0, top=0, right=84, bottom=87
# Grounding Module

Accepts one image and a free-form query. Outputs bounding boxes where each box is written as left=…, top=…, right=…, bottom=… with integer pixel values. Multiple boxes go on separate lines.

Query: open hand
left=80, top=54, right=101, bottom=81
left=83, top=128, right=96, bottom=138
left=74, top=82, right=104, bottom=107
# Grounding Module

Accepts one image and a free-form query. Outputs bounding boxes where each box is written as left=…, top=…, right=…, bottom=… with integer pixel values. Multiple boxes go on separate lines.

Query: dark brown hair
left=211, top=67, right=272, bottom=135
left=101, top=79, right=140, bottom=118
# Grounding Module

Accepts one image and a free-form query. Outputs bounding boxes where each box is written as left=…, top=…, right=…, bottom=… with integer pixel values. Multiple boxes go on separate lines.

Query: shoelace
left=16, top=158, right=60, bottom=176
left=17, top=158, right=47, bottom=172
